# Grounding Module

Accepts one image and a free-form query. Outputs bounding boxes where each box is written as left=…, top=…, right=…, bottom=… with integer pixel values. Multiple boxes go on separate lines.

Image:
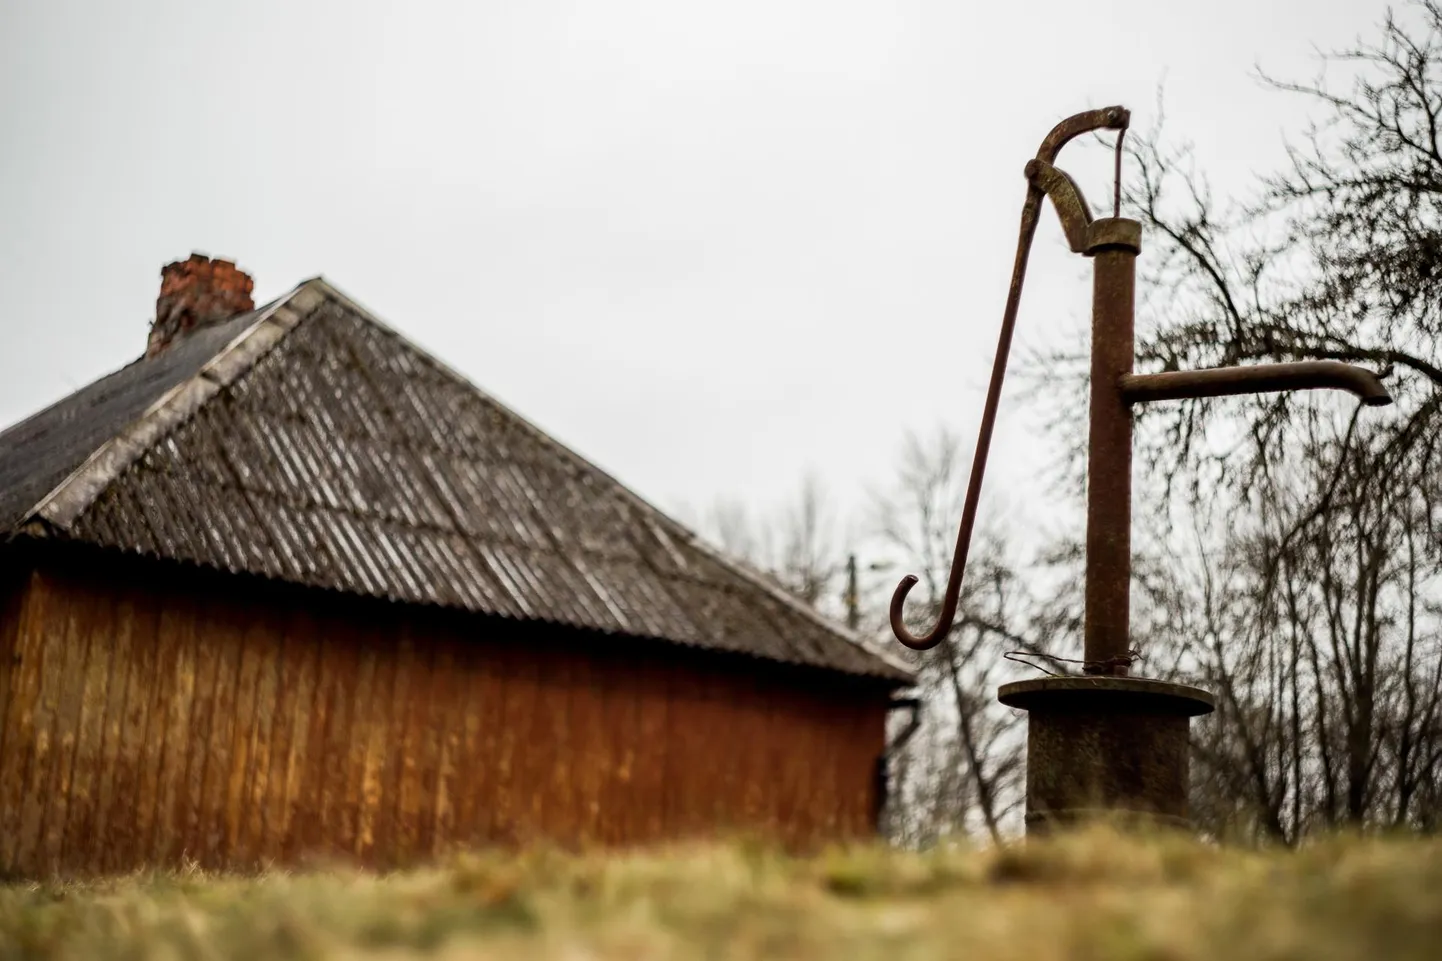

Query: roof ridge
left=307, top=279, right=915, bottom=680
left=23, top=282, right=326, bottom=533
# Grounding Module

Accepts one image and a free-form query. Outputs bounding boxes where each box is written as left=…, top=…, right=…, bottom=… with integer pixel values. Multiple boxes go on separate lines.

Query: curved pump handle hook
left=889, top=106, right=1130, bottom=651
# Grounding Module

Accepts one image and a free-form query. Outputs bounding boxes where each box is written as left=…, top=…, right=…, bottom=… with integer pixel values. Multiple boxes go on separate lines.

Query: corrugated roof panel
left=243, top=494, right=309, bottom=583
left=489, top=542, right=575, bottom=623
left=130, top=452, right=213, bottom=567
left=441, top=457, right=507, bottom=542
left=571, top=564, right=634, bottom=635
left=518, top=543, right=624, bottom=632
left=589, top=559, right=704, bottom=644
left=472, top=541, right=538, bottom=620
left=362, top=520, right=426, bottom=601
left=427, top=533, right=503, bottom=612
left=373, top=444, right=452, bottom=533
left=289, top=418, right=367, bottom=514
left=330, top=507, right=393, bottom=598
left=265, top=496, right=330, bottom=583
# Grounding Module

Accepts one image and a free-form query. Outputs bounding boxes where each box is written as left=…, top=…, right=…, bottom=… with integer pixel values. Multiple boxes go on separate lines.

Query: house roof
left=0, top=280, right=914, bottom=684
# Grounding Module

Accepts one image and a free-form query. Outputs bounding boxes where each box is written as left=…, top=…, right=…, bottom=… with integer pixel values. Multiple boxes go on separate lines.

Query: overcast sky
left=0, top=0, right=1393, bottom=557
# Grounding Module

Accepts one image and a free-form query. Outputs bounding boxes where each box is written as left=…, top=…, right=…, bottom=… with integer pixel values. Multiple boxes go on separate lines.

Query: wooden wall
left=0, top=557, right=892, bottom=878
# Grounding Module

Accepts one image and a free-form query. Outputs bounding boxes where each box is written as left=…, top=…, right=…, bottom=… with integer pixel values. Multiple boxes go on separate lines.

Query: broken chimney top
left=147, top=253, right=255, bottom=357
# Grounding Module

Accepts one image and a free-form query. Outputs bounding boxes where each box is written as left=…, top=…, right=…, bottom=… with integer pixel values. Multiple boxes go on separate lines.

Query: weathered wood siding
left=0, top=559, right=891, bottom=877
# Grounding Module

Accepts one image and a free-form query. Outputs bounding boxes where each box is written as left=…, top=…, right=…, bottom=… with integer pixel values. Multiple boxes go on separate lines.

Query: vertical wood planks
left=0, top=575, right=21, bottom=782
left=810, top=692, right=844, bottom=840
left=0, top=559, right=897, bottom=877
left=632, top=656, right=671, bottom=844
left=455, top=638, right=499, bottom=846
left=391, top=632, right=435, bottom=865
left=709, top=670, right=748, bottom=838
left=259, top=631, right=298, bottom=868
left=239, top=627, right=281, bottom=867
left=58, top=587, right=115, bottom=871
left=179, top=591, right=222, bottom=866
left=428, top=641, right=462, bottom=857
left=197, top=610, right=245, bottom=869
left=568, top=650, right=608, bottom=848
left=153, top=600, right=198, bottom=867
left=85, top=590, right=134, bottom=875
left=315, top=624, right=359, bottom=861
left=534, top=649, right=572, bottom=844
left=373, top=630, right=414, bottom=865
left=0, top=571, right=29, bottom=869
left=223, top=618, right=264, bottom=864
left=0, top=575, right=46, bottom=873
left=105, top=589, right=163, bottom=874
left=494, top=641, right=539, bottom=845
left=734, top=670, right=772, bottom=834
left=276, top=613, right=321, bottom=863
left=341, top=627, right=378, bottom=861
left=22, top=577, right=88, bottom=874
left=33, top=583, right=88, bottom=871
left=293, top=630, right=337, bottom=860
left=412, top=632, right=445, bottom=860
left=662, top=662, right=695, bottom=841
left=596, top=648, right=639, bottom=846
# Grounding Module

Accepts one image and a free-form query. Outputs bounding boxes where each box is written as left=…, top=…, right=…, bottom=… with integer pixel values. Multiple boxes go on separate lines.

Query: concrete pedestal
left=998, top=676, right=1214, bottom=834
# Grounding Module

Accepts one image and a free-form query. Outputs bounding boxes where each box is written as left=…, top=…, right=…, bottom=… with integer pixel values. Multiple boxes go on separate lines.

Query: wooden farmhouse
left=0, top=255, right=915, bottom=878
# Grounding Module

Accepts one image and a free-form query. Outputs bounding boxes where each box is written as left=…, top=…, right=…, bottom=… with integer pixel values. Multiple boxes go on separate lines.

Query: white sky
left=0, top=0, right=1391, bottom=552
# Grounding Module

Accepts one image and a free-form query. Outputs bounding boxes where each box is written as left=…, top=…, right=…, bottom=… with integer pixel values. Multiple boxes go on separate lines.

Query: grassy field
left=2, top=826, right=1441, bottom=960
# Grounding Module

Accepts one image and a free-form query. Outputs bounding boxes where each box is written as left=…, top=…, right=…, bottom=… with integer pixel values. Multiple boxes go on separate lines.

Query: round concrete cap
left=998, top=676, right=1215, bottom=717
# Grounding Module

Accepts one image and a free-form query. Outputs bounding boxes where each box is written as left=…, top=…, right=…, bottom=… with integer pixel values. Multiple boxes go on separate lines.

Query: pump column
left=1084, top=218, right=1141, bottom=676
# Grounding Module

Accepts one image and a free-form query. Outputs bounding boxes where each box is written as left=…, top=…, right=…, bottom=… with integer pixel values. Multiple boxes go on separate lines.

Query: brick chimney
left=147, top=254, right=255, bottom=356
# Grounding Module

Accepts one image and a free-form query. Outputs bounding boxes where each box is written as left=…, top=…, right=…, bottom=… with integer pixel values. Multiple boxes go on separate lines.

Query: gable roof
left=0, top=280, right=913, bottom=684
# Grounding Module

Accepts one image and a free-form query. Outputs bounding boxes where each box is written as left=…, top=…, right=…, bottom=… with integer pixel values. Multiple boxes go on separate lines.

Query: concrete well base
left=997, top=676, right=1215, bottom=834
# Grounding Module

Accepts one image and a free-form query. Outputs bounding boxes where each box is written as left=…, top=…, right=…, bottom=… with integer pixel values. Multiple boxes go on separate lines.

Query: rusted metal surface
left=1035, top=106, right=1130, bottom=164
left=1085, top=235, right=1139, bottom=675
left=1121, top=360, right=1393, bottom=407
left=1025, top=160, right=1095, bottom=253
left=0, top=557, right=891, bottom=878
left=889, top=106, right=1132, bottom=651
left=0, top=290, right=909, bottom=684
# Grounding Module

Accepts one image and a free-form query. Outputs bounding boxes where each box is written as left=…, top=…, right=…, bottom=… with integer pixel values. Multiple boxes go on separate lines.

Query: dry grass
left=3, top=826, right=1441, bottom=959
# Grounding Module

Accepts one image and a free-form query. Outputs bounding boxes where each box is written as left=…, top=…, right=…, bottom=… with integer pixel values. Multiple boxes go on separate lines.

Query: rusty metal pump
left=889, top=106, right=1392, bottom=833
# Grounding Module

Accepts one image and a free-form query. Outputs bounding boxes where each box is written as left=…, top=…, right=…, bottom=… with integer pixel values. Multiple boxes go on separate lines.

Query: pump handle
left=888, top=106, right=1129, bottom=651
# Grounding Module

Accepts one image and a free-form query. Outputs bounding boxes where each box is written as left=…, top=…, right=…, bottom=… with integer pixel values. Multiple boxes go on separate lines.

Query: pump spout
left=1120, top=360, right=1393, bottom=408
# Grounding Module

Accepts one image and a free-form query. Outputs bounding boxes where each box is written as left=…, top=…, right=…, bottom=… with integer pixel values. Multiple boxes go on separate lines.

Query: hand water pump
left=888, top=106, right=1393, bottom=832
